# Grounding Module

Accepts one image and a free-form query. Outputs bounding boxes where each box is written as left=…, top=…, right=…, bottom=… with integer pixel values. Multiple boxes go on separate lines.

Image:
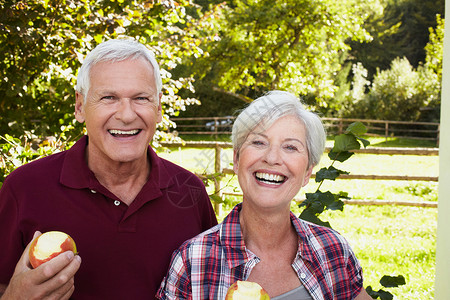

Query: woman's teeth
left=255, top=172, right=286, bottom=185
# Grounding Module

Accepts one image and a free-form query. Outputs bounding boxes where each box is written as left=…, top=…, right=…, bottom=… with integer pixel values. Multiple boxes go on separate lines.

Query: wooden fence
left=169, top=117, right=440, bottom=145
left=160, top=141, right=439, bottom=210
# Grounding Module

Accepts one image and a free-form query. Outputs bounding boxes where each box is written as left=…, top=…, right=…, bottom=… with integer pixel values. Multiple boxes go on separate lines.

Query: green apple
left=29, top=231, right=77, bottom=268
left=225, top=281, right=270, bottom=300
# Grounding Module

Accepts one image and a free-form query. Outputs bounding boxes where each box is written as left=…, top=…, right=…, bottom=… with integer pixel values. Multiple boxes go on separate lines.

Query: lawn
left=157, top=137, right=438, bottom=299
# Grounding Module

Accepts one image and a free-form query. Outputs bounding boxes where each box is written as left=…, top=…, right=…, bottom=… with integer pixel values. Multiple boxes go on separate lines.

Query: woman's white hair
left=75, top=39, right=162, bottom=101
left=231, top=90, right=326, bottom=168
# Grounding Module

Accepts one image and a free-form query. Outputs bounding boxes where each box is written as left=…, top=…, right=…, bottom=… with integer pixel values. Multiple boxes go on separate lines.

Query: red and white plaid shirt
left=157, top=204, right=364, bottom=300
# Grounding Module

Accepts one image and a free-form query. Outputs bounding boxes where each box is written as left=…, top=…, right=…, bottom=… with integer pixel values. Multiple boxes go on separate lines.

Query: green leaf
left=380, top=275, right=406, bottom=288
left=328, top=150, right=354, bottom=162
left=366, top=286, right=394, bottom=300
left=357, top=137, right=371, bottom=148
left=345, top=121, right=367, bottom=136
left=299, top=209, right=331, bottom=228
left=315, top=166, right=349, bottom=182
left=332, top=134, right=361, bottom=152
left=327, top=199, right=344, bottom=211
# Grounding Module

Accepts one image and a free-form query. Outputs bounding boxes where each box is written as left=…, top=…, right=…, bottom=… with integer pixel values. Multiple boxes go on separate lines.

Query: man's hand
left=1, top=231, right=81, bottom=300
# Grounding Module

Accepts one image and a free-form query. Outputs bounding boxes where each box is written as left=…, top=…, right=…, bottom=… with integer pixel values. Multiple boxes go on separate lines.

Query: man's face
left=75, top=58, right=162, bottom=166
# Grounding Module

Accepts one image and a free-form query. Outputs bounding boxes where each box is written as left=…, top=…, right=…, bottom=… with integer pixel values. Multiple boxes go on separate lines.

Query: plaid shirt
left=157, top=204, right=364, bottom=300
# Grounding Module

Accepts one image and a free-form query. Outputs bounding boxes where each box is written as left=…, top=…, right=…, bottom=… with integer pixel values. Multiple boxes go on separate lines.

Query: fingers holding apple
left=225, top=281, right=271, bottom=300
left=29, top=231, right=77, bottom=269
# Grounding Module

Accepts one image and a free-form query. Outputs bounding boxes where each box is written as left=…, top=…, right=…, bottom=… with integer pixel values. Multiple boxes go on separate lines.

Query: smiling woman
left=157, top=91, right=374, bottom=300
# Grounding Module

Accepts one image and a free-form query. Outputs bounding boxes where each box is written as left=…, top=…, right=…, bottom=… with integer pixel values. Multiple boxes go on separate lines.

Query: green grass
left=156, top=137, right=438, bottom=299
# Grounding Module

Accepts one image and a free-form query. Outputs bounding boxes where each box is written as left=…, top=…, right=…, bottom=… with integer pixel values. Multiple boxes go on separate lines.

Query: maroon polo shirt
left=0, top=135, right=217, bottom=299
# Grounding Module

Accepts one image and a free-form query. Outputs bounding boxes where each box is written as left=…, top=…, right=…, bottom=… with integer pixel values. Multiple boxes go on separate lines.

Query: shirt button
left=90, top=189, right=97, bottom=193
left=300, top=273, right=306, bottom=279
left=114, top=200, right=121, bottom=206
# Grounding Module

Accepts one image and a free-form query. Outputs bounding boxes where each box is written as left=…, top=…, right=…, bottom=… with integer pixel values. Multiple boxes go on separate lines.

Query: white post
left=434, top=1, right=450, bottom=298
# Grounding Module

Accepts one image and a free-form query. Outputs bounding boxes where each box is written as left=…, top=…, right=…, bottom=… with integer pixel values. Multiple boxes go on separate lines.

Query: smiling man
left=0, top=39, right=217, bottom=300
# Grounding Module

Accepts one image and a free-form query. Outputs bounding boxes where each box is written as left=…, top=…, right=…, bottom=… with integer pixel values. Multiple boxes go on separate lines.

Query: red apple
left=29, top=231, right=77, bottom=269
left=225, top=281, right=270, bottom=300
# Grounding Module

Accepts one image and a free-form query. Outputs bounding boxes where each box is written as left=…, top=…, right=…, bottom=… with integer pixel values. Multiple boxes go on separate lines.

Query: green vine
left=298, top=122, right=405, bottom=300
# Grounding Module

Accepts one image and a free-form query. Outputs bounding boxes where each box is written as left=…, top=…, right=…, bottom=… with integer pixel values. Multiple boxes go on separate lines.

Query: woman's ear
left=233, top=150, right=239, bottom=174
left=302, top=165, right=314, bottom=187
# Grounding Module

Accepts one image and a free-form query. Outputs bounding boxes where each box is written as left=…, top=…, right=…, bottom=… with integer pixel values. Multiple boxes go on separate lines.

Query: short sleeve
left=157, top=249, right=192, bottom=300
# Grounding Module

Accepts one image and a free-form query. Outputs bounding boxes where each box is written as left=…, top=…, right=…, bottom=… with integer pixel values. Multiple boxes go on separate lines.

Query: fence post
left=385, top=122, right=389, bottom=142
left=214, top=143, right=222, bottom=216
left=214, top=117, right=219, bottom=139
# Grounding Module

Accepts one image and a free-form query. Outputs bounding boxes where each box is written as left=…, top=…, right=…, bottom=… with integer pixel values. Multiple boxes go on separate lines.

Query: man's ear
left=156, top=92, right=163, bottom=123
left=302, top=165, right=314, bottom=187
left=74, top=91, right=85, bottom=123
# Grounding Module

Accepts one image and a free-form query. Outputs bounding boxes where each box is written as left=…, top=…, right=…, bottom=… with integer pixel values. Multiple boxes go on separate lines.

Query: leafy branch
left=298, top=122, right=406, bottom=299
left=299, top=122, right=369, bottom=227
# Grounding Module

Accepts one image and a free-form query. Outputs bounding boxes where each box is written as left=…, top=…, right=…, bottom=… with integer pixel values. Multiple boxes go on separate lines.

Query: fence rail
left=160, top=141, right=439, bottom=209
left=170, top=117, right=440, bottom=145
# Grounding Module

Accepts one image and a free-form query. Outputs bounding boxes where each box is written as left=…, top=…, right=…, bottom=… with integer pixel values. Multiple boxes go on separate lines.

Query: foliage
left=0, top=128, right=74, bottom=185
left=298, top=122, right=406, bottom=298
left=348, top=0, right=444, bottom=80
left=299, top=122, right=369, bottom=227
left=363, top=58, right=425, bottom=121
left=339, top=15, right=443, bottom=122
left=0, top=0, right=205, bottom=143
left=425, top=15, right=444, bottom=81
left=366, top=275, right=406, bottom=300
left=352, top=56, right=439, bottom=122
left=191, top=0, right=373, bottom=109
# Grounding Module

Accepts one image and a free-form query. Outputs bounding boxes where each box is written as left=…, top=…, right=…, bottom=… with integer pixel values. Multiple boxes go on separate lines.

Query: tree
left=0, top=0, right=204, bottom=143
left=342, top=15, right=444, bottom=122
left=190, top=0, right=374, bottom=111
left=348, top=0, right=444, bottom=81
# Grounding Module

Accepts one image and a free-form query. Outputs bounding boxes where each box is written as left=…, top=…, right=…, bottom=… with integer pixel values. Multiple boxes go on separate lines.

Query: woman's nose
left=263, top=145, right=282, bottom=165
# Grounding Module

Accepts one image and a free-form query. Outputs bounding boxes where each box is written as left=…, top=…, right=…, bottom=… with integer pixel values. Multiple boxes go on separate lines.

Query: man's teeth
left=109, top=129, right=139, bottom=135
left=255, top=172, right=285, bottom=184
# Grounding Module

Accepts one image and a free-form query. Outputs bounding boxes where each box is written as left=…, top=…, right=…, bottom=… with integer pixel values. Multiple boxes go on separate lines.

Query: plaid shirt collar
left=220, top=203, right=315, bottom=269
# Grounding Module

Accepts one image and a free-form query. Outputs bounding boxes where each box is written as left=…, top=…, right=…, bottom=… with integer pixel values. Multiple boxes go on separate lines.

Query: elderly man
left=0, top=39, right=217, bottom=299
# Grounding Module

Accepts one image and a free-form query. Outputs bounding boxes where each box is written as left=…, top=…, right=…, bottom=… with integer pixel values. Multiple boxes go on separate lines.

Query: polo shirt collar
left=60, top=135, right=173, bottom=192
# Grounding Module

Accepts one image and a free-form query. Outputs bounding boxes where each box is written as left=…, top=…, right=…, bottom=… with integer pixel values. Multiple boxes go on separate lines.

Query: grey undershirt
left=271, top=284, right=313, bottom=300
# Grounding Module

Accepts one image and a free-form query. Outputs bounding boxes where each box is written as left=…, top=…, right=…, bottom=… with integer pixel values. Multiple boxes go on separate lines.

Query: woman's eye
left=284, top=144, right=299, bottom=151
left=251, top=140, right=265, bottom=146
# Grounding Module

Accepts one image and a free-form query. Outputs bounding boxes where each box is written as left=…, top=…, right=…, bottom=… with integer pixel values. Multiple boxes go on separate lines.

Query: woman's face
left=234, top=115, right=313, bottom=211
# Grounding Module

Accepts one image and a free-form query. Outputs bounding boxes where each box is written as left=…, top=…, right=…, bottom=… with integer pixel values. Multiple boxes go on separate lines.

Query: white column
left=434, top=1, right=450, bottom=298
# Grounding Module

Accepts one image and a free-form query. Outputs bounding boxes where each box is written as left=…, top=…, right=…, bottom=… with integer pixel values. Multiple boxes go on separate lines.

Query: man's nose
left=115, top=99, right=136, bottom=122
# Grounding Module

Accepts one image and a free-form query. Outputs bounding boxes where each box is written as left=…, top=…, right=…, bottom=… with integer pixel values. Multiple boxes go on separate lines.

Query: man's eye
left=135, top=97, right=152, bottom=103
left=101, top=96, right=114, bottom=100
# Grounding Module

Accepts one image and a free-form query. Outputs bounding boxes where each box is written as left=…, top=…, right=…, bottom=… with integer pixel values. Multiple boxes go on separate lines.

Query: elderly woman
left=157, top=91, right=372, bottom=300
